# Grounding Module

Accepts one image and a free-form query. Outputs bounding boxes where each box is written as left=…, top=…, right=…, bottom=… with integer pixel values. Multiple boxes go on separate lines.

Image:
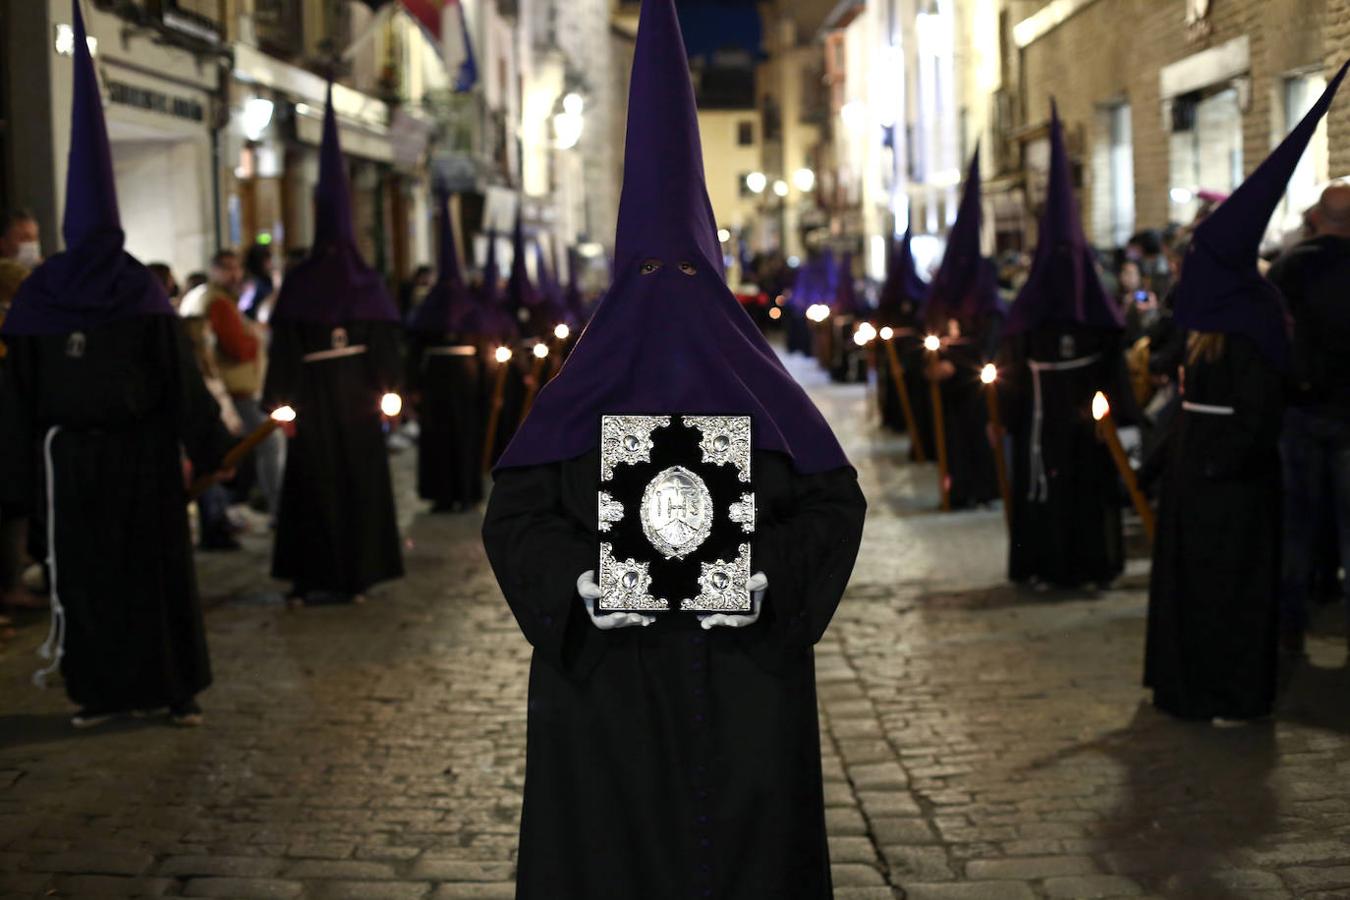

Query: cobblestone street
left=2, top=355, right=1349, bottom=900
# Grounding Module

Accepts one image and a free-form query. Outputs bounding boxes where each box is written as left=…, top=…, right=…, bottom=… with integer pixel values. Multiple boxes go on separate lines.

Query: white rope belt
left=303, top=345, right=368, bottom=363
left=1182, top=401, right=1236, bottom=416
left=33, top=426, right=64, bottom=688
left=424, top=345, right=477, bottom=357
left=1026, top=354, right=1102, bottom=502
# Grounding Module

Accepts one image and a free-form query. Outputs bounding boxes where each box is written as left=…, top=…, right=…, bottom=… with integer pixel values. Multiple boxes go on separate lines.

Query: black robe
left=264, top=320, right=405, bottom=595
left=482, top=450, right=866, bottom=900
left=1145, top=334, right=1284, bottom=720
left=0, top=316, right=231, bottom=710
left=408, top=332, right=484, bottom=509
left=1003, top=327, right=1127, bottom=587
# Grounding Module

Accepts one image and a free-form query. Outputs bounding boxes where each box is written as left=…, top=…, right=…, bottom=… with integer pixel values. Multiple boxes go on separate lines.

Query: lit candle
left=926, top=335, right=951, bottom=511
left=1092, top=391, right=1156, bottom=542
left=188, top=407, right=297, bottom=500
left=380, top=392, right=403, bottom=418
left=981, top=364, right=1012, bottom=530
left=554, top=323, right=570, bottom=341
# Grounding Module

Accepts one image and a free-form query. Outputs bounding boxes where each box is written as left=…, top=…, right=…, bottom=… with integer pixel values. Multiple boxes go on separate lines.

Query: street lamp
left=772, top=179, right=789, bottom=198
left=746, top=171, right=768, bottom=194
left=554, top=93, right=585, bottom=150
left=793, top=168, right=816, bottom=192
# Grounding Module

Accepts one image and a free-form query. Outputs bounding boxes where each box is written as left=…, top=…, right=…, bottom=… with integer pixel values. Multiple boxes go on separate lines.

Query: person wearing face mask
left=0, top=209, right=42, bottom=271
left=481, top=2, right=866, bottom=896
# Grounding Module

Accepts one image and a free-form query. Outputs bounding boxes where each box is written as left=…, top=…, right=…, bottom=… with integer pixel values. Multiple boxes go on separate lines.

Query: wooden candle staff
left=188, top=406, right=294, bottom=500
left=482, top=346, right=513, bottom=474
left=981, top=364, right=1012, bottom=530
left=925, top=334, right=951, bottom=512
left=880, top=328, right=926, bottom=462
left=1093, top=391, right=1156, bottom=542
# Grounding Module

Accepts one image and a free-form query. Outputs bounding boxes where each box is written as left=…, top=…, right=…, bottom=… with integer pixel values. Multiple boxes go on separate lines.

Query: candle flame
left=533, top=342, right=549, bottom=359
left=854, top=322, right=877, bottom=345
left=270, top=405, right=297, bottom=423
left=554, top=324, right=570, bottom=340
left=980, top=364, right=998, bottom=385
left=768, top=306, right=782, bottom=320
left=494, top=346, right=513, bottom=363
left=380, top=393, right=403, bottom=418
left=879, top=326, right=894, bottom=341
left=1092, top=391, right=1110, bottom=421
left=923, top=334, right=941, bottom=352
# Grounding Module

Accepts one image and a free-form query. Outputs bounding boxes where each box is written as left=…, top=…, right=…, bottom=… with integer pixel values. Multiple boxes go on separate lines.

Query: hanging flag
left=356, top=0, right=476, bottom=93
left=356, top=0, right=444, bottom=41
left=446, top=0, right=479, bottom=93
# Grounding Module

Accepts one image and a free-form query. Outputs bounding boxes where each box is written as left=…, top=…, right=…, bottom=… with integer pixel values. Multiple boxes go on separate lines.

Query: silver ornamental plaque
left=597, top=415, right=755, bottom=613
left=640, top=466, right=713, bottom=559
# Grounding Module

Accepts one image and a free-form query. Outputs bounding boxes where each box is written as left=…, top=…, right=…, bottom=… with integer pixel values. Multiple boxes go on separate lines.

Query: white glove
left=698, top=572, right=768, bottom=630
left=577, top=571, right=656, bottom=630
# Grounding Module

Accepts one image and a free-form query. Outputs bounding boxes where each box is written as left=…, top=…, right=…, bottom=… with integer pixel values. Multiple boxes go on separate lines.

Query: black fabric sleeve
left=162, top=318, right=231, bottom=475
left=739, top=465, right=867, bottom=674
left=262, top=323, right=303, bottom=412
left=0, top=344, right=36, bottom=517
left=482, top=463, right=607, bottom=679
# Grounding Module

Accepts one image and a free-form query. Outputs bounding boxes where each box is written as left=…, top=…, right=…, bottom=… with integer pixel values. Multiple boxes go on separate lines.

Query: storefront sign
left=106, top=81, right=206, bottom=123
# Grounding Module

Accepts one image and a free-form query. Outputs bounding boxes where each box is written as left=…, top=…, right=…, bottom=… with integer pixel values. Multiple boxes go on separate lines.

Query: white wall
left=112, top=138, right=213, bottom=280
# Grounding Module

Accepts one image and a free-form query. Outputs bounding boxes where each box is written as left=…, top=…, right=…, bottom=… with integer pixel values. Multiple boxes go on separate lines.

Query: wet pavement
left=1, top=353, right=1349, bottom=899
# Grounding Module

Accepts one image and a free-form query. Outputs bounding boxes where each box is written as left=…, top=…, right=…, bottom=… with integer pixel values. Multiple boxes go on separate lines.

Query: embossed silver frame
left=681, top=543, right=753, bottom=612
left=684, top=415, right=753, bottom=483
left=728, top=493, right=756, bottom=534
left=639, top=466, right=714, bottom=560
left=597, top=492, right=625, bottom=533
left=600, top=415, right=672, bottom=481
left=598, top=543, right=669, bottom=611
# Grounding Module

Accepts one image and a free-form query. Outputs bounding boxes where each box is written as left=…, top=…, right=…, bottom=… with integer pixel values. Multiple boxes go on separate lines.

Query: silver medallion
left=681, top=543, right=752, bottom=612
left=640, top=466, right=714, bottom=560
left=684, top=415, right=752, bottom=483
left=597, top=492, right=625, bottom=533
left=598, top=542, right=669, bottom=611
left=600, top=415, right=671, bottom=481
left=728, top=493, right=756, bottom=533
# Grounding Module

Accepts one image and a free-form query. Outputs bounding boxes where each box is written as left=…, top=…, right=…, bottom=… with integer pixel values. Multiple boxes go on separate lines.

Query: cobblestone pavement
left=2, top=354, right=1349, bottom=900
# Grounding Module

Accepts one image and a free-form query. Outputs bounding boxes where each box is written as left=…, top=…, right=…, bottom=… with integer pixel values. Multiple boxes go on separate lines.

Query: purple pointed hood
left=535, top=241, right=574, bottom=328
left=3, top=0, right=172, bottom=336
left=1006, top=103, right=1123, bottom=336
left=1172, top=61, right=1349, bottom=369
left=926, top=146, right=1002, bottom=330
left=876, top=225, right=928, bottom=326
left=408, top=189, right=474, bottom=335
left=270, top=84, right=399, bottom=326
left=495, top=0, right=848, bottom=475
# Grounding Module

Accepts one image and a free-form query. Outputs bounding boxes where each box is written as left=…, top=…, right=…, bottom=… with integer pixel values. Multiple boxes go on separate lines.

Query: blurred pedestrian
left=0, top=208, right=41, bottom=269
left=1146, top=63, right=1347, bottom=723
left=264, top=84, right=404, bottom=606
left=483, top=3, right=865, bottom=896
left=239, top=241, right=276, bottom=321
left=1268, top=182, right=1350, bottom=660
left=0, top=2, right=232, bottom=727
left=183, top=249, right=282, bottom=531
